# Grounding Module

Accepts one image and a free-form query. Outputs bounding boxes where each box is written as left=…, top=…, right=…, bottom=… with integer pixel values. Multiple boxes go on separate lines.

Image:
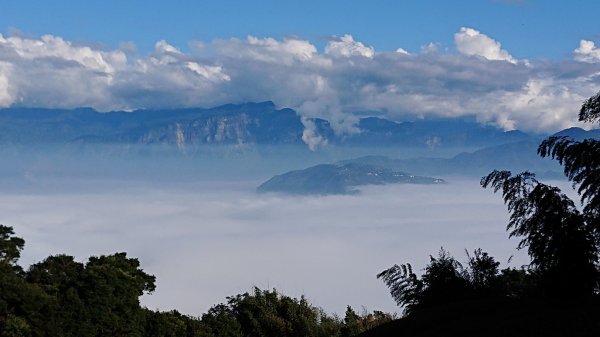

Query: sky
left=1, top=1, right=600, bottom=132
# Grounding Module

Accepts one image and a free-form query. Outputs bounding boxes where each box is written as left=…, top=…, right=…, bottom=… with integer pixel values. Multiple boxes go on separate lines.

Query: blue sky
left=1, top=0, right=600, bottom=134
left=1, top=0, right=597, bottom=58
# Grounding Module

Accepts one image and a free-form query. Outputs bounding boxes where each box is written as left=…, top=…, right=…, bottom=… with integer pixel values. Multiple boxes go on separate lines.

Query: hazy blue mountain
left=552, top=127, right=600, bottom=141
left=342, top=127, right=600, bottom=179
left=257, top=163, right=444, bottom=195
left=341, top=141, right=577, bottom=180
left=0, top=102, right=534, bottom=150
left=3, top=102, right=598, bottom=185
left=0, top=102, right=309, bottom=145
left=347, top=117, right=532, bottom=148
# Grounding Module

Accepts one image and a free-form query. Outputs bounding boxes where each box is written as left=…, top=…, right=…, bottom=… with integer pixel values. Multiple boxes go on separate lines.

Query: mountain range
left=0, top=102, right=534, bottom=149
left=1, top=102, right=599, bottom=184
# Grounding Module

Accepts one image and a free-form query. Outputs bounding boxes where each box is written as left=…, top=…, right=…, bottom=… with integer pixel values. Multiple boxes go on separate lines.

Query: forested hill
left=257, top=163, right=444, bottom=195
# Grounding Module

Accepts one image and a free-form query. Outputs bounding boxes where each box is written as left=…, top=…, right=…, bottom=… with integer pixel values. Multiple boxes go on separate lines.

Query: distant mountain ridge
left=258, top=127, right=600, bottom=194
left=339, top=127, right=600, bottom=178
left=0, top=102, right=535, bottom=149
left=340, top=140, right=562, bottom=178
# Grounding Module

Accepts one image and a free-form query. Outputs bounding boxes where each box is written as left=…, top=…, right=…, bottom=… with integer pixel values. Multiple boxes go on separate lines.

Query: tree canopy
left=0, top=224, right=393, bottom=337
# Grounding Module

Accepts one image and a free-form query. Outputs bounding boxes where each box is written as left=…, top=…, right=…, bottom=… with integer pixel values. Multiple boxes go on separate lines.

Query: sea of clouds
left=0, top=177, right=550, bottom=315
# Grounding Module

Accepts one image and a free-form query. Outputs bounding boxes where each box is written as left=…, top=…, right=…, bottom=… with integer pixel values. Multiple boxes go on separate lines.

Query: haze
left=0, top=163, right=545, bottom=315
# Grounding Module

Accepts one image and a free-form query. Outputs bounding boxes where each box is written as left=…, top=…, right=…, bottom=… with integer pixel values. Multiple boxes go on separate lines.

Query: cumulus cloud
left=0, top=29, right=600, bottom=135
left=0, top=61, right=13, bottom=106
left=215, top=36, right=323, bottom=66
left=325, top=34, right=374, bottom=58
left=574, top=40, right=600, bottom=63
left=0, top=33, right=126, bottom=74
left=395, top=48, right=410, bottom=55
left=454, top=27, right=517, bottom=64
left=186, top=62, right=230, bottom=82
left=300, top=116, right=327, bottom=151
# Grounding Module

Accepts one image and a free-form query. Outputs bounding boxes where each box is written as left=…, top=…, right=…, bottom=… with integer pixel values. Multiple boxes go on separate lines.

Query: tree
left=26, top=255, right=90, bottom=337
left=377, top=262, right=422, bottom=315
left=81, top=252, right=156, bottom=336
left=0, top=226, right=28, bottom=336
left=340, top=306, right=361, bottom=337
left=538, top=92, right=600, bottom=239
left=200, top=304, right=243, bottom=337
left=225, top=288, right=323, bottom=337
left=0, top=226, right=49, bottom=337
left=481, top=170, right=598, bottom=296
left=0, top=225, right=25, bottom=268
left=466, top=248, right=501, bottom=292
left=378, top=248, right=491, bottom=315
left=199, top=287, right=390, bottom=337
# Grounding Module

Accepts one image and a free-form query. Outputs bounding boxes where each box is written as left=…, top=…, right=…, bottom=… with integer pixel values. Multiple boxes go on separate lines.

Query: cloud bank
left=2, top=179, right=528, bottom=315
left=1, top=28, right=600, bottom=133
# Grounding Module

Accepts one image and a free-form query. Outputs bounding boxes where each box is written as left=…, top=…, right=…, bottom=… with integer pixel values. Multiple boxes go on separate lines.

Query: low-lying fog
left=0, top=145, right=576, bottom=315
left=0, top=174, right=560, bottom=316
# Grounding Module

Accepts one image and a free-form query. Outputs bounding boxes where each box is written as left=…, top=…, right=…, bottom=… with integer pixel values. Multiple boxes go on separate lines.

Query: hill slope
left=257, top=163, right=444, bottom=195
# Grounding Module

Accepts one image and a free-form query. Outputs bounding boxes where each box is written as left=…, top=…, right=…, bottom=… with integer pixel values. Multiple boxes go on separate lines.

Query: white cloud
left=0, top=29, right=599, bottom=134
left=325, top=34, right=374, bottom=58
left=186, top=62, right=230, bottom=82
left=574, top=40, right=600, bottom=63
left=247, top=36, right=317, bottom=61
left=489, top=78, right=590, bottom=131
left=151, top=40, right=185, bottom=65
left=395, top=48, right=410, bottom=55
left=420, top=42, right=439, bottom=54
left=154, top=40, right=182, bottom=55
left=217, top=36, right=323, bottom=66
left=0, top=33, right=126, bottom=74
left=454, top=27, right=517, bottom=64
left=0, top=61, right=14, bottom=106
left=300, top=116, right=327, bottom=151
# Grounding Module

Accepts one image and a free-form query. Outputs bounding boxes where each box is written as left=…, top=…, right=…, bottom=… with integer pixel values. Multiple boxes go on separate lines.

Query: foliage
left=0, top=225, right=25, bottom=268
left=341, top=306, right=361, bottom=337
left=378, top=248, right=505, bottom=315
left=536, top=91, right=600, bottom=281
left=0, top=225, right=387, bottom=337
left=466, top=248, right=501, bottom=292
left=481, top=170, right=599, bottom=296
left=377, top=263, right=422, bottom=314
left=197, top=288, right=394, bottom=337
left=206, top=288, right=333, bottom=337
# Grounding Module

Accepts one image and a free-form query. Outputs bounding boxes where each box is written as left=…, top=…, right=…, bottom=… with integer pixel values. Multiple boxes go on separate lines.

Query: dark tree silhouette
left=578, top=91, right=600, bottom=124
left=481, top=170, right=598, bottom=296
left=538, top=93, right=600, bottom=240
left=377, top=263, right=422, bottom=314
left=378, top=248, right=495, bottom=315
left=466, top=248, right=501, bottom=293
